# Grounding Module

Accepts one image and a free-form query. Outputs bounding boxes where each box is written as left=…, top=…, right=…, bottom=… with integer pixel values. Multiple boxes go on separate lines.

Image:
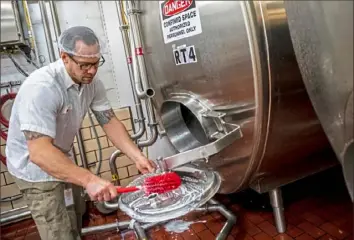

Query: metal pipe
left=137, top=99, right=158, bottom=148
left=109, top=149, right=123, bottom=186
left=0, top=207, right=31, bottom=226
left=87, top=110, right=104, bottom=175
left=103, top=150, right=123, bottom=210
left=102, top=199, right=119, bottom=210
left=133, top=222, right=148, bottom=240
left=72, top=146, right=78, bottom=166
left=124, top=1, right=158, bottom=147
left=81, top=218, right=160, bottom=237
left=115, top=1, right=145, bottom=140
left=48, top=1, right=61, bottom=43
left=195, top=199, right=236, bottom=240
left=77, top=131, right=89, bottom=169
left=38, top=1, right=56, bottom=62
left=270, top=188, right=286, bottom=233
left=126, top=1, right=155, bottom=100
left=207, top=206, right=236, bottom=240
left=81, top=220, right=129, bottom=236
left=23, top=0, right=41, bottom=66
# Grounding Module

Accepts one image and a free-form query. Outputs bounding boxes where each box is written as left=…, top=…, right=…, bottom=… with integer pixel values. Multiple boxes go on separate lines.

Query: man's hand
left=85, top=175, right=118, bottom=202
left=135, top=156, right=156, bottom=174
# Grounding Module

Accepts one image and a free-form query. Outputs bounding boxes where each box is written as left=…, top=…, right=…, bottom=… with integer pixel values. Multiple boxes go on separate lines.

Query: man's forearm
left=92, top=109, right=144, bottom=162
left=27, top=137, right=93, bottom=187
left=105, top=118, right=145, bottom=162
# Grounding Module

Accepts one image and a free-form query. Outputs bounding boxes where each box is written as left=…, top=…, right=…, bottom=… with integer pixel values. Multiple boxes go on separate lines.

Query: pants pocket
left=24, top=183, right=79, bottom=240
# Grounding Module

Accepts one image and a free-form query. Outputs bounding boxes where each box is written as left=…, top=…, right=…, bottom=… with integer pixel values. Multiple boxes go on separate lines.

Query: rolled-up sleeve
left=18, top=84, right=60, bottom=139
left=90, top=79, right=112, bottom=111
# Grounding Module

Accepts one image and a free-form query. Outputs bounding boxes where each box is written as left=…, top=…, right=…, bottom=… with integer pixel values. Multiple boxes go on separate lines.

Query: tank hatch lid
left=118, top=167, right=221, bottom=223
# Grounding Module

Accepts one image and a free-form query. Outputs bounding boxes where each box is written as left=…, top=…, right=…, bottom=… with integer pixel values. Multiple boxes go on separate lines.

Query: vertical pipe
left=269, top=188, right=286, bottom=233
left=206, top=199, right=236, bottom=240
left=72, top=146, right=78, bottom=165
left=109, top=150, right=122, bottom=186
left=38, top=1, right=56, bottom=62
left=115, top=1, right=145, bottom=140
left=133, top=222, right=148, bottom=240
left=23, top=0, right=41, bottom=66
left=137, top=99, right=158, bottom=147
left=125, top=0, right=158, bottom=147
left=49, top=1, right=61, bottom=43
left=77, top=131, right=89, bottom=169
left=126, top=1, right=155, bottom=99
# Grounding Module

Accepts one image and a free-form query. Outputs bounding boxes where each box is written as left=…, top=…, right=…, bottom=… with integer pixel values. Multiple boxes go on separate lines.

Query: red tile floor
left=1, top=166, right=353, bottom=240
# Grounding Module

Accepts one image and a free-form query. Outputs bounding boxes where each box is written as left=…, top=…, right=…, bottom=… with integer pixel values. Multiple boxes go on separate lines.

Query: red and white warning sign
left=159, top=0, right=202, bottom=44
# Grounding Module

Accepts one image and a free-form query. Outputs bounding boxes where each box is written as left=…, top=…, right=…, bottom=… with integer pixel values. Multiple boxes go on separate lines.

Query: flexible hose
left=18, top=50, right=40, bottom=69
left=0, top=131, right=7, bottom=141
left=0, top=92, right=17, bottom=166
left=87, top=110, right=103, bottom=175
left=7, top=54, right=29, bottom=77
left=0, top=154, right=6, bottom=166
left=0, top=93, right=17, bottom=128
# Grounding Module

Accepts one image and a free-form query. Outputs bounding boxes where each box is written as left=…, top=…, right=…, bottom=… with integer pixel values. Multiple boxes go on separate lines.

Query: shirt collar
left=57, top=59, right=82, bottom=90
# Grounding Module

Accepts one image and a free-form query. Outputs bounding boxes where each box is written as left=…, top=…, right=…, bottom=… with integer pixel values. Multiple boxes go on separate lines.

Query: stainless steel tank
left=284, top=1, right=353, bottom=201
left=139, top=0, right=337, bottom=194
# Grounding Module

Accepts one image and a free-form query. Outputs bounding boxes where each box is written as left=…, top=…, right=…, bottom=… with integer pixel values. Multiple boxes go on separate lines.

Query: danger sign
left=159, top=0, right=202, bottom=44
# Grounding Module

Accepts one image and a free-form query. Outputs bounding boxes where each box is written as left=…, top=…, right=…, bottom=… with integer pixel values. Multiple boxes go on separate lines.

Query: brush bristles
left=143, top=172, right=182, bottom=195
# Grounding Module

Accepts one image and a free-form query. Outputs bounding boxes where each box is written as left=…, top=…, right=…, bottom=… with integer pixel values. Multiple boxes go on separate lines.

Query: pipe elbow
left=109, top=150, right=123, bottom=164
left=103, top=200, right=119, bottom=210
left=138, top=127, right=158, bottom=147
left=136, top=88, right=155, bottom=100
left=131, top=123, right=146, bottom=140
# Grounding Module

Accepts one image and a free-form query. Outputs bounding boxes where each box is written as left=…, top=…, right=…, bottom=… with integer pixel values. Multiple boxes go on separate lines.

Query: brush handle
left=116, top=186, right=141, bottom=193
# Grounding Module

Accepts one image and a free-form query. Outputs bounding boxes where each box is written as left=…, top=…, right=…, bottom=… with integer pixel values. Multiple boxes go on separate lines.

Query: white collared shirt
left=5, top=59, right=111, bottom=182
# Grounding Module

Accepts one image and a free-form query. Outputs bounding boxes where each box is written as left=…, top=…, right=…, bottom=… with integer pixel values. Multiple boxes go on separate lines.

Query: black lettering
left=186, top=26, right=196, bottom=33
left=188, top=47, right=196, bottom=62
left=182, top=10, right=196, bottom=21
left=170, top=21, right=190, bottom=32
left=180, top=48, right=187, bottom=63
left=164, top=16, right=181, bottom=28
left=167, top=30, right=185, bottom=39
left=174, top=50, right=181, bottom=64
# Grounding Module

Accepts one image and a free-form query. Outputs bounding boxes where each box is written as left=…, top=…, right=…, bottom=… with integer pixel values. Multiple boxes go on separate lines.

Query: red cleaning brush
left=116, top=172, right=182, bottom=195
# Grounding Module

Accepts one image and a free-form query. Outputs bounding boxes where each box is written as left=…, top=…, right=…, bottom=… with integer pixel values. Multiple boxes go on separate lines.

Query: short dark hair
left=59, top=26, right=100, bottom=54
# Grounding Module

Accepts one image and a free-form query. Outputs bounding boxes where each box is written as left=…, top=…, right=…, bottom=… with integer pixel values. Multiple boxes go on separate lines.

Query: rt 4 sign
left=173, top=45, right=198, bottom=65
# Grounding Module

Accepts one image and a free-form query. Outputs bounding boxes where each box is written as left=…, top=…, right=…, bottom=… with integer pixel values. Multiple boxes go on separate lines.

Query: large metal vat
left=284, top=1, right=353, bottom=201
left=138, top=0, right=337, bottom=195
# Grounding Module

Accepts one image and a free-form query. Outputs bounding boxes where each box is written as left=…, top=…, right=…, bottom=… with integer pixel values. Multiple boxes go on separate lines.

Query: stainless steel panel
left=1, top=1, right=23, bottom=45
left=284, top=1, right=354, bottom=200
left=139, top=1, right=336, bottom=194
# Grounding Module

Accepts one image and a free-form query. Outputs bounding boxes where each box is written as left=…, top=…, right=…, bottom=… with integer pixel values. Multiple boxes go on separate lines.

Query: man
left=5, top=26, right=156, bottom=240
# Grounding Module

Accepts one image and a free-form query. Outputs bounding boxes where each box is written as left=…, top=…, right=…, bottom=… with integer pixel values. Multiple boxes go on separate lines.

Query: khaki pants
left=13, top=176, right=85, bottom=240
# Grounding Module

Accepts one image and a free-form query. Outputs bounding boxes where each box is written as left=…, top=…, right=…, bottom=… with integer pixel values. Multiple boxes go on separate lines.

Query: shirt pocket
left=57, top=104, right=72, bottom=129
